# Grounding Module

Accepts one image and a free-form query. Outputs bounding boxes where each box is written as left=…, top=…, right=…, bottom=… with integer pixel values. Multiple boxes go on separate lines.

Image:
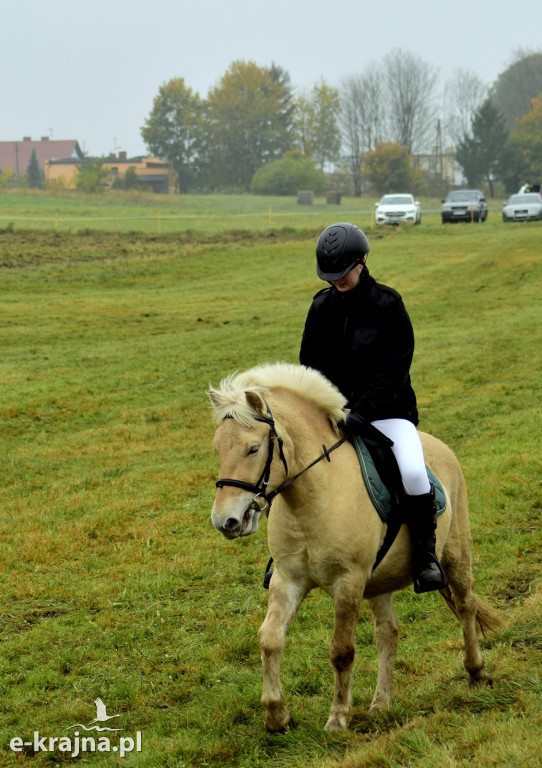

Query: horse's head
left=209, top=382, right=287, bottom=540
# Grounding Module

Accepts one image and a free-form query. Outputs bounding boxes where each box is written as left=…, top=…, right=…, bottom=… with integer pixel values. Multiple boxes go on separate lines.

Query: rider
left=299, top=222, right=447, bottom=594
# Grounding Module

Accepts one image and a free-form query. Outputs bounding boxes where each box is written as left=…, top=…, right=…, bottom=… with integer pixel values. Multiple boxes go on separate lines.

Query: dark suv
left=441, top=189, right=488, bottom=223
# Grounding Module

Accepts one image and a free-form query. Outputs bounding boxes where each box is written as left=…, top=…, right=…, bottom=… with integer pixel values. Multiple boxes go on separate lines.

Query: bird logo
left=92, top=698, right=121, bottom=724
left=66, top=698, right=123, bottom=732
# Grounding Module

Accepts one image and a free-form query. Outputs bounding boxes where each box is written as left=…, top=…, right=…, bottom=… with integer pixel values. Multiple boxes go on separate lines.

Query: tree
left=339, top=66, right=387, bottom=196
left=339, top=67, right=387, bottom=196
left=250, top=150, right=325, bottom=195
left=294, top=95, right=312, bottom=157
left=490, top=49, right=542, bottom=131
left=339, top=82, right=363, bottom=196
left=363, top=142, right=422, bottom=194
left=0, top=166, right=15, bottom=189
left=111, top=166, right=140, bottom=190
left=141, top=77, right=205, bottom=193
left=26, top=149, right=44, bottom=189
left=206, top=60, right=296, bottom=190
left=455, top=99, right=509, bottom=196
left=502, top=93, right=542, bottom=192
left=76, top=158, right=109, bottom=193
left=384, top=48, right=439, bottom=153
left=443, top=69, right=488, bottom=145
left=302, top=80, right=341, bottom=172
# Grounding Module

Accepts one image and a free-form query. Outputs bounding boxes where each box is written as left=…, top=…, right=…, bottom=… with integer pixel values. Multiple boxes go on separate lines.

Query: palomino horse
left=209, top=362, right=501, bottom=732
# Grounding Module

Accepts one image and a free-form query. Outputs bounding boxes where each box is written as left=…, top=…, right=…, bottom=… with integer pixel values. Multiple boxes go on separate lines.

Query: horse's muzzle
left=211, top=499, right=263, bottom=539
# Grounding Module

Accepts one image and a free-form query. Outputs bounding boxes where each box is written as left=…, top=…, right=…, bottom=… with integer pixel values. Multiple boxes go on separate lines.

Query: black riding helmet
left=316, top=223, right=370, bottom=281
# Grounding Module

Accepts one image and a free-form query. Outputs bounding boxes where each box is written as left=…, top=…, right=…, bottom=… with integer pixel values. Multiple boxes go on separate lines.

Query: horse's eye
left=248, top=445, right=259, bottom=456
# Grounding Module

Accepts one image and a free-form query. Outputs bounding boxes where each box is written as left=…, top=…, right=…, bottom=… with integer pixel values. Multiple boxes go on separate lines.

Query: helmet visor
left=317, top=260, right=359, bottom=282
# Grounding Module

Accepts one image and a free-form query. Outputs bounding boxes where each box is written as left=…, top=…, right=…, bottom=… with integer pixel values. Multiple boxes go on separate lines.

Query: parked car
left=441, top=190, right=488, bottom=223
left=375, top=194, right=421, bottom=225
left=502, top=193, right=542, bottom=222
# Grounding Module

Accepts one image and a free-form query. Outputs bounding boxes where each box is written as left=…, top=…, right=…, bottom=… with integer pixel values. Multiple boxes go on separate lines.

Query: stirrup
left=263, top=557, right=274, bottom=590
left=413, top=553, right=448, bottom=594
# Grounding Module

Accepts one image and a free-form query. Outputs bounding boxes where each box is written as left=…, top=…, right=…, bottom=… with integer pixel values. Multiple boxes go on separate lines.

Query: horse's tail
left=439, top=586, right=504, bottom=637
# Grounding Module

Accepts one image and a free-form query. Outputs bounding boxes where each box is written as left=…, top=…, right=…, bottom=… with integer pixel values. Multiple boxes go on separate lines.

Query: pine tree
left=26, top=149, right=43, bottom=189
left=456, top=99, right=509, bottom=197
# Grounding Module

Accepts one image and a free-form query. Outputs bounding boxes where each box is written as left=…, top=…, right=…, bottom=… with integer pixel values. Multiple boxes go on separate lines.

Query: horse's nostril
left=224, top=517, right=240, bottom=533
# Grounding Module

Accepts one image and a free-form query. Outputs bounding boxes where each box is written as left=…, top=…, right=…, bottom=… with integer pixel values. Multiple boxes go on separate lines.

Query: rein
left=215, top=401, right=347, bottom=513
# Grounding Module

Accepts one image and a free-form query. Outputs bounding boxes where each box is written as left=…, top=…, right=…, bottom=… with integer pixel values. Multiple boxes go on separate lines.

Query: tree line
left=140, top=47, right=542, bottom=197
left=4, top=48, right=539, bottom=196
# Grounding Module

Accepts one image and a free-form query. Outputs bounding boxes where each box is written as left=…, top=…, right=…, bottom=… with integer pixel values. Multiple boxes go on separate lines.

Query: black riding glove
left=339, top=412, right=394, bottom=447
left=340, top=412, right=367, bottom=436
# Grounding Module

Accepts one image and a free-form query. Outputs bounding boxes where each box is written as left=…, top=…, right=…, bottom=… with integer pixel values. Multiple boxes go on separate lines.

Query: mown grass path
left=0, top=218, right=540, bottom=767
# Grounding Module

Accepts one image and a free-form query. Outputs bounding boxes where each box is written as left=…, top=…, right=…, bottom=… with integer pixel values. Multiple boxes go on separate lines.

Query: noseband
left=215, top=400, right=347, bottom=513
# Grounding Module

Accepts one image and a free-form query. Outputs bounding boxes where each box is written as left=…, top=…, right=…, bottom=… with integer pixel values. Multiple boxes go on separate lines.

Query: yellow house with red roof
left=0, top=137, right=172, bottom=193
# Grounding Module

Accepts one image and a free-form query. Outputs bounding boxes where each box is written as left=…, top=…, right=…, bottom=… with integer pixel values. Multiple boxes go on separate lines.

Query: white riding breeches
left=370, top=418, right=431, bottom=497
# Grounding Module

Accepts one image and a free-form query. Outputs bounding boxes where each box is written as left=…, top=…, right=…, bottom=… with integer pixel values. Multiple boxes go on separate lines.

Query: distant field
left=0, top=190, right=509, bottom=235
left=0, top=220, right=540, bottom=767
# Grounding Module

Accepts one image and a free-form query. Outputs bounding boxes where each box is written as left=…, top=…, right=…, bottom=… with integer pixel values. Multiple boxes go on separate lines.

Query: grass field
left=0, top=199, right=540, bottom=767
left=0, top=190, right=508, bottom=235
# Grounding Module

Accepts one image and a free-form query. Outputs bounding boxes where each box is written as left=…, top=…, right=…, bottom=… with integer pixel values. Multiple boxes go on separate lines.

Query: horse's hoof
left=469, top=671, right=493, bottom=687
left=368, top=693, right=390, bottom=714
left=324, top=715, right=349, bottom=732
left=265, top=707, right=292, bottom=732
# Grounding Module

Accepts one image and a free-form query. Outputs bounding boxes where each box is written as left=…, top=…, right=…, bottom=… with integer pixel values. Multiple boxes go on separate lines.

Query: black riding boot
left=263, top=557, right=274, bottom=589
left=405, top=484, right=448, bottom=594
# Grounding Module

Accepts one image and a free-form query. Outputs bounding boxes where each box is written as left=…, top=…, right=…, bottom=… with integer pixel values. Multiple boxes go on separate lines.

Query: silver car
left=502, top=193, right=542, bottom=222
left=375, top=194, right=421, bottom=225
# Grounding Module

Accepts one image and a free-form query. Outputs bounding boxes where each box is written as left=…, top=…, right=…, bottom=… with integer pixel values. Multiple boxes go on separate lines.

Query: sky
left=3, top=0, right=541, bottom=158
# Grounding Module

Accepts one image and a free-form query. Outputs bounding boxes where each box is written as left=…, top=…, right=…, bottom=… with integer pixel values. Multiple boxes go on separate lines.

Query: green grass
left=0, top=189, right=507, bottom=235
left=0, top=207, right=540, bottom=767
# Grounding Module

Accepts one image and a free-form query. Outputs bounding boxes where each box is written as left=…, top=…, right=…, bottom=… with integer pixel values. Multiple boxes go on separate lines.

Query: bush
left=363, top=142, right=423, bottom=195
left=250, top=152, right=325, bottom=196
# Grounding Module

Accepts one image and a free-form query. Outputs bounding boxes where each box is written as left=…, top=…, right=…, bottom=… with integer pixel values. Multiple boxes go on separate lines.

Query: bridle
left=215, top=400, right=348, bottom=514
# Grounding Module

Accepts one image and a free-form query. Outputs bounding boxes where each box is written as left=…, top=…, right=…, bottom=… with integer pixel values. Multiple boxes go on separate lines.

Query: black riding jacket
left=299, top=269, right=419, bottom=425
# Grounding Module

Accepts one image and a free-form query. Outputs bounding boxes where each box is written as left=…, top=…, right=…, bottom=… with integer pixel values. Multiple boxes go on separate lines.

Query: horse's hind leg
left=326, top=578, right=364, bottom=731
left=367, top=592, right=398, bottom=711
left=441, top=575, right=491, bottom=685
left=258, top=573, right=306, bottom=731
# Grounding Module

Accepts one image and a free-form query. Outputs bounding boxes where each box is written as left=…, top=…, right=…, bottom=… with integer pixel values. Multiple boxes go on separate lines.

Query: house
left=413, top=147, right=463, bottom=186
left=102, top=153, right=172, bottom=194
left=47, top=152, right=173, bottom=193
left=0, top=136, right=83, bottom=177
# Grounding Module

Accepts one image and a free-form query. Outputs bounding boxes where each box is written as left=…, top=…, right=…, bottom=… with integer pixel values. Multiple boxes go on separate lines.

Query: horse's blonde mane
left=209, top=362, right=347, bottom=428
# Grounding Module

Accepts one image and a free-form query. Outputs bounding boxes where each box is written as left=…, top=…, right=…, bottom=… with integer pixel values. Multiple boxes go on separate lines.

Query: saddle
left=352, top=435, right=446, bottom=523
left=351, top=435, right=446, bottom=571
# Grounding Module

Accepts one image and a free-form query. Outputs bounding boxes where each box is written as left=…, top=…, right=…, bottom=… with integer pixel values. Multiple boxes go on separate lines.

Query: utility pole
left=435, top=120, right=443, bottom=178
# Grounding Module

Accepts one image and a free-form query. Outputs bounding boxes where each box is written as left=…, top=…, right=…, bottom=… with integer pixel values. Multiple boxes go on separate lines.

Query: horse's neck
left=272, top=389, right=336, bottom=470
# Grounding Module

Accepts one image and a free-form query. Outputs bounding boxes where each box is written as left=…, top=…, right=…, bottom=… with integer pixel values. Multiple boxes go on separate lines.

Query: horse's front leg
left=326, top=579, right=364, bottom=731
left=258, top=572, right=305, bottom=732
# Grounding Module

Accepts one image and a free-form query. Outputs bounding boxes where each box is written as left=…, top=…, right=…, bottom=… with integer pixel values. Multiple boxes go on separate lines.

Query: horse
left=208, top=362, right=502, bottom=732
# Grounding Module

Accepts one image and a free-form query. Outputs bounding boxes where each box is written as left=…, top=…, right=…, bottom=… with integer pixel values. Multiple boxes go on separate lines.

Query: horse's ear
left=245, top=389, right=265, bottom=416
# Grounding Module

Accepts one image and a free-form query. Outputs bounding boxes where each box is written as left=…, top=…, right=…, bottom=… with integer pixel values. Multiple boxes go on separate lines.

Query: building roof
left=0, top=137, right=83, bottom=175
left=48, top=154, right=169, bottom=167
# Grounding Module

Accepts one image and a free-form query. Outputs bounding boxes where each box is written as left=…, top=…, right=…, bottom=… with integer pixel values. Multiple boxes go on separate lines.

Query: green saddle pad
left=352, top=435, right=447, bottom=524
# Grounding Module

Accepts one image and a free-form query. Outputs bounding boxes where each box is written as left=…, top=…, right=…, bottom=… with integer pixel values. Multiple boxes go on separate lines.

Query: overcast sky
left=3, top=0, right=541, bottom=158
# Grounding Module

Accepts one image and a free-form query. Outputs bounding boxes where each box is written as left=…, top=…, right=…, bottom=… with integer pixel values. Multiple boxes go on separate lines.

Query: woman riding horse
left=297, top=222, right=447, bottom=594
